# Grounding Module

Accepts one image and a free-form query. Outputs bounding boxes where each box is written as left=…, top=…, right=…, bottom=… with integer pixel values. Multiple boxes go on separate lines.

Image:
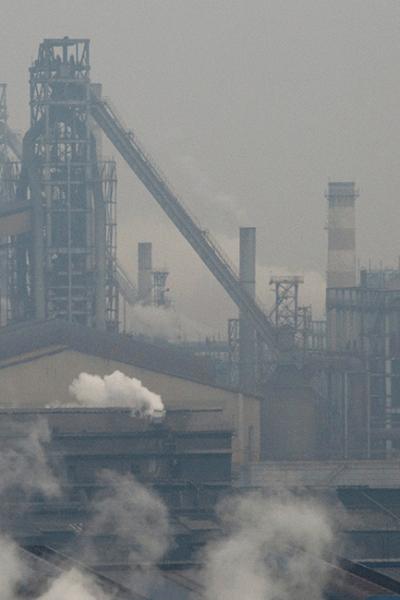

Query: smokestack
left=138, top=242, right=153, bottom=304
left=239, top=227, right=256, bottom=392
left=326, top=182, right=357, bottom=288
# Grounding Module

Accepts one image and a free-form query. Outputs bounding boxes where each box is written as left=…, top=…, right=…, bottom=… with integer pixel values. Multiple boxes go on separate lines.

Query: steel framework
left=269, top=275, right=304, bottom=332
left=9, top=38, right=118, bottom=327
left=0, top=85, right=24, bottom=323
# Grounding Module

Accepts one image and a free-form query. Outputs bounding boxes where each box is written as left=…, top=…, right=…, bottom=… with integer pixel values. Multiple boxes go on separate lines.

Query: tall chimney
left=326, top=181, right=357, bottom=288
left=239, top=227, right=256, bottom=392
left=138, top=242, right=153, bottom=304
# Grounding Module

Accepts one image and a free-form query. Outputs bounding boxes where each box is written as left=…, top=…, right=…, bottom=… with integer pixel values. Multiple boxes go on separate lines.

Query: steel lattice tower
left=13, top=37, right=118, bottom=327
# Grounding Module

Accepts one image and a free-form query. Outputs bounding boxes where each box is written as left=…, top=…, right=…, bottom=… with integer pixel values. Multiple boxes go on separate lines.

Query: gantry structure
left=7, top=38, right=118, bottom=327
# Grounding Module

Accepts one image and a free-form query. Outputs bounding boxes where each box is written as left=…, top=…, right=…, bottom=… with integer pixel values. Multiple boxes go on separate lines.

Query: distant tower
left=269, top=275, right=304, bottom=331
left=326, top=182, right=358, bottom=288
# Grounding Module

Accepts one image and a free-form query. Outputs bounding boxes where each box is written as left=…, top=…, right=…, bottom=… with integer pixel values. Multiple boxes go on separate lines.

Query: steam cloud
left=0, top=419, right=60, bottom=500
left=126, top=303, right=214, bottom=341
left=37, top=568, right=109, bottom=600
left=88, top=470, right=171, bottom=566
left=201, top=492, right=334, bottom=600
left=0, top=536, right=27, bottom=600
left=0, top=421, right=337, bottom=600
left=69, top=370, right=164, bottom=415
left=0, top=535, right=109, bottom=599
left=0, top=442, right=170, bottom=598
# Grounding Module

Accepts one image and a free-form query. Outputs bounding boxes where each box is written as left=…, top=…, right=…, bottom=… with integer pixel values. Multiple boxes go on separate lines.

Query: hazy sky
left=1, top=0, right=399, bottom=331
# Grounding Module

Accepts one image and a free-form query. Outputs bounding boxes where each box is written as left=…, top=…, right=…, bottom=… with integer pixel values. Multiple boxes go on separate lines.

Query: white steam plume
left=0, top=535, right=28, bottom=600
left=0, top=533, right=110, bottom=600
left=0, top=419, right=60, bottom=499
left=125, top=303, right=215, bottom=342
left=37, top=568, right=109, bottom=600
left=201, top=492, right=334, bottom=600
left=87, top=470, right=171, bottom=566
left=69, top=370, right=164, bottom=416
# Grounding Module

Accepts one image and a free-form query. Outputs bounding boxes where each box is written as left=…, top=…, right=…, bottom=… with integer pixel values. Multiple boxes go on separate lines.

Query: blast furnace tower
left=10, top=38, right=118, bottom=328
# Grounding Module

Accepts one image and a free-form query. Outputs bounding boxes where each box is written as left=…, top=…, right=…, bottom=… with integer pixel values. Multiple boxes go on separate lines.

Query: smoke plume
left=0, top=419, right=60, bottom=500
left=200, top=492, right=334, bottom=600
left=0, top=533, right=110, bottom=600
left=87, top=470, right=171, bottom=566
left=69, top=370, right=164, bottom=415
left=37, top=568, right=109, bottom=600
left=0, top=535, right=27, bottom=600
left=125, top=303, right=214, bottom=341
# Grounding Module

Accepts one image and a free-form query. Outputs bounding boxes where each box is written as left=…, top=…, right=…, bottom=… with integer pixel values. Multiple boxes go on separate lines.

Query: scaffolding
left=269, top=275, right=304, bottom=331
left=0, top=86, right=23, bottom=323
left=326, top=281, right=400, bottom=459
left=7, top=38, right=118, bottom=328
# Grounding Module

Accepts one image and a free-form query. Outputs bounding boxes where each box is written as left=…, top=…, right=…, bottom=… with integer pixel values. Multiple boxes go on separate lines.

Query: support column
left=239, top=227, right=256, bottom=392
left=138, top=242, right=153, bottom=305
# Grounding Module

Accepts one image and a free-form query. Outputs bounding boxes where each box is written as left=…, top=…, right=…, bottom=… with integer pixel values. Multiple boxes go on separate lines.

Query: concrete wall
left=0, top=347, right=261, bottom=470
left=261, top=365, right=329, bottom=461
left=262, top=388, right=321, bottom=460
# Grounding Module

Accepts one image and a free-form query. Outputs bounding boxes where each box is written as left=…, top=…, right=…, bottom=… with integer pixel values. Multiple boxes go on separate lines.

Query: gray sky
left=1, top=0, right=399, bottom=331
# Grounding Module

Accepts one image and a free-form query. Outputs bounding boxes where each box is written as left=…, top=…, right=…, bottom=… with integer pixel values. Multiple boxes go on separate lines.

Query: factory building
left=0, top=319, right=261, bottom=471
left=2, top=35, right=400, bottom=598
left=326, top=266, right=400, bottom=459
left=244, top=459, right=400, bottom=575
left=0, top=405, right=231, bottom=597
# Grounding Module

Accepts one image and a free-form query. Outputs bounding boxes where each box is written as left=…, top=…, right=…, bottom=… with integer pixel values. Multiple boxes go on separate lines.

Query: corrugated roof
left=0, top=319, right=215, bottom=385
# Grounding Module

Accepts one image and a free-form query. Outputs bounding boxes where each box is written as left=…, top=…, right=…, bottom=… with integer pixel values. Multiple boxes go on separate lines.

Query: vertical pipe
left=344, top=371, right=349, bottom=459
left=24, top=134, right=45, bottom=320
left=90, top=84, right=106, bottom=330
left=239, top=227, right=256, bottom=392
left=93, top=156, right=106, bottom=330
left=385, top=308, right=392, bottom=457
left=67, top=159, right=72, bottom=321
left=367, top=363, right=371, bottom=459
left=138, top=242, right=153, bottom=304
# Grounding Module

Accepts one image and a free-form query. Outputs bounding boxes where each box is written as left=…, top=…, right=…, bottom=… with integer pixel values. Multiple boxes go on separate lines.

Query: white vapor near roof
left=69, top=370, right=164, bottom=416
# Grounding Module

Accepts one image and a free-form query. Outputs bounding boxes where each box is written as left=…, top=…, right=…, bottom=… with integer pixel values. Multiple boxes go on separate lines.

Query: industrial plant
left=1, top=35, right=400, bottom=599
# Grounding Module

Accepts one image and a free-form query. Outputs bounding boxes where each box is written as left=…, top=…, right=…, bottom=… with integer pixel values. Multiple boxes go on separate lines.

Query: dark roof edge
left=0, top=319, right=262, bottom=399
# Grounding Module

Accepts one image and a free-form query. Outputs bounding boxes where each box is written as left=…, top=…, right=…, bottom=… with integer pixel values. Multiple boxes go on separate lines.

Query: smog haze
left=0, top=0, right=398, bottom=330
